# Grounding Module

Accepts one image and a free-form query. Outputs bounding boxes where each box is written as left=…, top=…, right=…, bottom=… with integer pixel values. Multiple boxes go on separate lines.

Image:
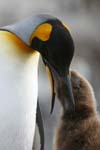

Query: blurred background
left=0, top=0, right=100, bottom=149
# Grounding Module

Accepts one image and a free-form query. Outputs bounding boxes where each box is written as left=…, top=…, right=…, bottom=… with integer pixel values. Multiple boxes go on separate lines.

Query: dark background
left=0, top=0, right=100, bottom=149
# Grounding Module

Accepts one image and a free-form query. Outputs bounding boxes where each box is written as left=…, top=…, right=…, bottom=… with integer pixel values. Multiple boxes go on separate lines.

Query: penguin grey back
left=1, top=14, right=57, bottom=45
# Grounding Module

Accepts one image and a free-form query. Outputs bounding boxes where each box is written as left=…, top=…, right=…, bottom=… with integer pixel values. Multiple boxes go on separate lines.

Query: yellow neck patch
left=0, top=31, right=36, bottom=54
left=62, top=22, right=71, bottom=33
left=30, top=23, right=52, bottom=42
left=0, top=30, right=40, bottom=63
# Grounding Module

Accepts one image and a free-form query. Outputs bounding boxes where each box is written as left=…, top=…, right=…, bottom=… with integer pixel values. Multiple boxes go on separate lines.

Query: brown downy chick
left=55, top=70, right=100, bottom=150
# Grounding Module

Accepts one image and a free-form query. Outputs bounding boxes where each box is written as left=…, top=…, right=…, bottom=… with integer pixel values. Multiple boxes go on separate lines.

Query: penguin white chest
left=0, top=31, right=39, bottom=150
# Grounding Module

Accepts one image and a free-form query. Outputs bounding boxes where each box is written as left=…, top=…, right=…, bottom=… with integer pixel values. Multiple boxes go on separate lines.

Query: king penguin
left=55, top=70, right=100, bottom=150
left=0, top=14, right=75, bottom=150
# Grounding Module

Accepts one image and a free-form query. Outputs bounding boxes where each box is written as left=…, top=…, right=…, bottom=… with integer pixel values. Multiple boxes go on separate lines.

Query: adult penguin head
left=30, top=15, right=75, bottom=113
left=2, top=14, right=75, bottom=113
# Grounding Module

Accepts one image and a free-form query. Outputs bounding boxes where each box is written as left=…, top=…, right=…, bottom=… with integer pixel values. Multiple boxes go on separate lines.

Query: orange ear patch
left=30, top=23, right=52, bottom=42
left=62, top=22, right=71, bottom=33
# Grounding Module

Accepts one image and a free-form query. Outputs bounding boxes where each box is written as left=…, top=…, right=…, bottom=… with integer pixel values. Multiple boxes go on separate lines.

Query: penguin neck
left=0, top=31, right=39, bottom=150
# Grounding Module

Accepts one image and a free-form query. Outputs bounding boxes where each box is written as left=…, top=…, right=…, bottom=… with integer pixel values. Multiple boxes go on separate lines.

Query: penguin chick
left=55, top=70, right=100, bottom=150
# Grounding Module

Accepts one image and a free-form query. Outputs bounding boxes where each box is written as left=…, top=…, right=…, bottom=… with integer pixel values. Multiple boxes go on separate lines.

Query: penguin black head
left=30, top=16, right=75, bottom=113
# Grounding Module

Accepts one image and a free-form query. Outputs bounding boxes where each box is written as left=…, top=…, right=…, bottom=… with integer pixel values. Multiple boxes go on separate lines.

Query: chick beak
left=43, top=58, right=75, bottom=113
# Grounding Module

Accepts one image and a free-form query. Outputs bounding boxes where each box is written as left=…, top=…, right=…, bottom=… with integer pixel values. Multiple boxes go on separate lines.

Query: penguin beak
left=43, top=58, right=75, bottom=113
